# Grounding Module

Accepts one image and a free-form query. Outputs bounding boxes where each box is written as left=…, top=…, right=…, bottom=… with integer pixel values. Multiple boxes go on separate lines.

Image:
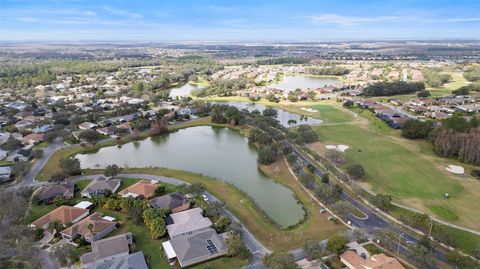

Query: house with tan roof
left=340, top=250, right=405, bottom=269
left=21, top=133, right=44, bottom=145
left=60, top=212, right=116, bottom=242
left=30, top=205, right=89, bottom=229
left=118, top=180, right=158, bottom=198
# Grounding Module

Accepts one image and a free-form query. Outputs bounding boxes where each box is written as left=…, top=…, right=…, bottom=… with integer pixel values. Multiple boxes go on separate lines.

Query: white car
left=202, top=194, right=209, bottom=202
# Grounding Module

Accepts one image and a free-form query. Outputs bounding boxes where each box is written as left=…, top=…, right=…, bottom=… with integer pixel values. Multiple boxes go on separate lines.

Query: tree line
left=363, top=81, right=425, bottom=96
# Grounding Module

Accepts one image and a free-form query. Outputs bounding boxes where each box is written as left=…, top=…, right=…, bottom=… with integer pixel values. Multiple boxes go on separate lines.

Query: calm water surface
left=211, top=101, right=323, bottom=127
left=77, top=126, right=304, bottom=227
left=169, top=83, right=204, bottom=98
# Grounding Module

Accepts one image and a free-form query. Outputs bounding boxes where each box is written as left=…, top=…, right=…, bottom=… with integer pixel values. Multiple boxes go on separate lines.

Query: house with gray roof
left=80, top=233, right=133, bottom=268
left=87, top=251, right=148, bottom=269
left=163, top=208, right=228, bottom=267
left=81, top=176, right=121, bottom=198
left=38, top=181, right=74, bottom=203
left=150, top=192, right=190, bottom=213
left=166, top=228, right=228, bottom=267
left=166, top=207, right=212, bottom=238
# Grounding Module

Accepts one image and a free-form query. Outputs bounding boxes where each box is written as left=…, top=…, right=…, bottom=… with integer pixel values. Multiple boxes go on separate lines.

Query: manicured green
left=428, top=205, right=460, bottom=221
left=308, top=104, right=354, bottom=124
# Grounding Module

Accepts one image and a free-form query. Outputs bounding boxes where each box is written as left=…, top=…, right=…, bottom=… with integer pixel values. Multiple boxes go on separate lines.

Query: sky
left=1, top=0, right=479, bottom=42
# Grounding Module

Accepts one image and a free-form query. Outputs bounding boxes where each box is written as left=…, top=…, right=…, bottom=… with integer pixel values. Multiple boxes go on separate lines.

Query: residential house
left=30, top=205, right=89, bottom=229
left=33, top=124, right=53, bottom=134
left=165, top=228, right=228, bottom=268
left=163, top=208, right=228, bottom=267
left=78, top=122, right=98, bottom=130
left=21, top=133, right=44, bottom=145
left=38, top=182, right=75, bottom=203
left=0, top=149, right=7, bottom=160
left=150, top=192, right=190, bottom=213
left=80, top=233, right=133, bottom=268
left=340, top=250, right=405, bottom=269
left=166, top=207, right=213, bottom=238
left=61, top=212, right=116, bottom=242
left=87, top=251, right=148, bottom=269
left=15, top=119, right=35, bottom=130
left=118, top=180, right=158, bottom=198
left=81, top=176, right=121, bottom=198
left=97, top=126, right=117, bottom=137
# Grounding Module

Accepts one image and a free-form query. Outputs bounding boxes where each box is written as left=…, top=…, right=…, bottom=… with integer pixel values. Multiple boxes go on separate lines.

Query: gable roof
left=87, top=251, right=148, bottom=269
left=60, top=212, right=116, bottom=238
left=81, top=176, right=120, bottom=195
left=80, top=233, right=132, bottom=265
left=340, top=250, right=405, bottom=269
left=32, top=205, right=89, bottom=228
left=166, top=208, right=212, bottom=238
left=38, top=182, right=75, bottom=201
left=169, top=228, right=227, bottom=267
left=118, top=180, right=157, bottom=198
left=150, top=192, right=189, bottom=210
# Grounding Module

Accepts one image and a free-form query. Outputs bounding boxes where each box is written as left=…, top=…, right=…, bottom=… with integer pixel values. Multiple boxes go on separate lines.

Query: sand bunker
left=300, top=107, right=318, bottom=113
left=445, top=165, right=464, bottom=174
left=325, top=144, right=350, bottom=152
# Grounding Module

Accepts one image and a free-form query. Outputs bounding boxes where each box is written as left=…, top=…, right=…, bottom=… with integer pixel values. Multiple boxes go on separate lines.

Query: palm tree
left=47, top=220, right=62, bottom=235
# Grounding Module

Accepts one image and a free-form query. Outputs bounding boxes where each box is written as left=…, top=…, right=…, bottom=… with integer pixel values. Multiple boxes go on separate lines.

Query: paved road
left=289, top=145, right=449, bottom=266
left=21, top=138, right=63, bottom=186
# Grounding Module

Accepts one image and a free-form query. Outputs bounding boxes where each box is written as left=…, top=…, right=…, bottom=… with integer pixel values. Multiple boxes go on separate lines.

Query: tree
left=104, top=164, right=121, bottom=177
left=11, top=160, right=30, bottom=179
left=321, top=173, right=329, bottom=184
left=263, top=252, right=298, bottom=269
left=287, top=92, right=299, bottom=102
left=53, top=196, right=67, bottom=206
left=127, top=205, right=145, bottom=225
left=205, top=201, right=224, bottom=218
left=306, top=164, right=315, bottom=173
left=150, top=118, right=168, bottom=136
left=287, top=119, right=297, bottom=127
left=346, top=164, right=365, bottom=179
left=303, top=240, right=324, bottom=260
left=154, top=185, right=166, bottom=196
left=59, top=157, right=82, bottom=175
left=227, top=235, right=249, bottom=258
left=258, top=145, right=278, bottom=165
left=2, top=137, right=22, bottom=151
left=407, top=244, right=436, bottom=268
left=417, top=90, right=431, bottom=98
left=78, top=129, right=100, bottom=143
left=401, top=119, right=434, bottom=139
left=262, top=108, right=278, bottom=118
left=326, top=234, right=348, bottom=255
left=371, top=194, right=392, bottom=212
left=47, top=219, right=63, bottom=235
left=214, top=216, right=232, bottom=233
left=330, top=200, right=354, bottom=219
left=326, top=150, right=346, bottom=165
left=31, top=149, right=44, bottom=159
left=148, top=217, right=166, bottom=239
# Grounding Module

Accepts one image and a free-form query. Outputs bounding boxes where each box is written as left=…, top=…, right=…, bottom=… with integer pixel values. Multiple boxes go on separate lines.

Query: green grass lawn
left=188, top=256, right=251, bottom=269
left=306, top=104, right=480, bottom=230
left=74, top=179, right=92, bottom=199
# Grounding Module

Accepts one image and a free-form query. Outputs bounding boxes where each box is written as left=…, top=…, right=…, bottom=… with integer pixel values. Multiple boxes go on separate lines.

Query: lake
left=210, top=101, right=323, bottom=127
left=268, top=75, right=340, bottom=91
left=169, top=83, right=204, bottom=98
left=76, top=126, right=304, bottom=227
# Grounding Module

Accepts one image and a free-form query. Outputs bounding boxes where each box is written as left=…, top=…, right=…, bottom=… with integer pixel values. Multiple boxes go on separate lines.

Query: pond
left=210, top=101, right=323, bottom=127
left=268, top=75, right=340, bottom=91
left=76, top=126, right=304, bottom=227
left=169, top=83, right=204, bottom=98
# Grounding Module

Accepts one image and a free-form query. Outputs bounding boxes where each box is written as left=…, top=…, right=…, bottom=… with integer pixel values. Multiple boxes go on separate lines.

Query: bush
left=50, top=172, right=68, bottom=182
left=417, top=90, right=431, bottom=98
left=346, top=164, right=365, bottom=179
left=401, top=119, right=434, bottom=139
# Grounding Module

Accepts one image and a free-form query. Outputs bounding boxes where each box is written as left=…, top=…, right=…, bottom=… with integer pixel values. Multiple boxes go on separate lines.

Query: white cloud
left=305, top=14, right=480, bottom=26
left=102, top=6, right=143, bottom=19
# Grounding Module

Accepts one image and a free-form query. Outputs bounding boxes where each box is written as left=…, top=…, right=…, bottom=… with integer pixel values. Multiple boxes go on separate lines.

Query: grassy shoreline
left=37, top=117, right=345, bottom=251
